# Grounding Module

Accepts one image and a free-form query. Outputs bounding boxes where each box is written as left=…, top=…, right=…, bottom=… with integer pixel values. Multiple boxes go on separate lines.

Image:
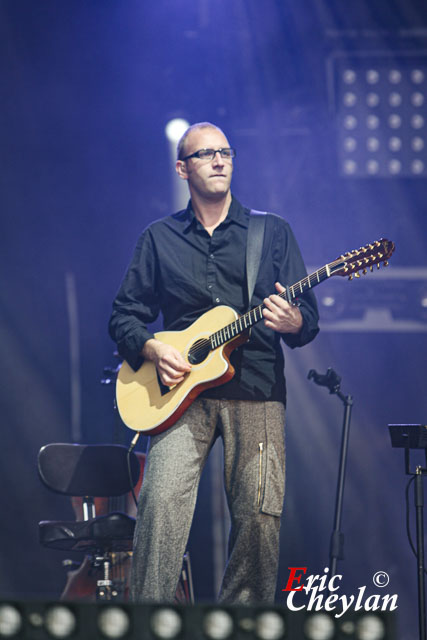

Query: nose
left=212, top=150, right=224, bottom=165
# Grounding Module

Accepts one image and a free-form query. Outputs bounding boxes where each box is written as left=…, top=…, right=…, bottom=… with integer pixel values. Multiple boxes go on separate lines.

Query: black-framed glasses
left=181, top=147, right=236, bottom=161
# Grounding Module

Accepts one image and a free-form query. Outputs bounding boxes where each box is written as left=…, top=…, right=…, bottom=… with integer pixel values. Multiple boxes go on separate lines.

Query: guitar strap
left=246, top=210, right=267, bottom=307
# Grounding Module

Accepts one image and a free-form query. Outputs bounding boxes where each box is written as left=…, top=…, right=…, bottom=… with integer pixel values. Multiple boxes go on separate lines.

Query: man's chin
left=209, top=180, right=231, bottom=194
left=207, top=188, right=230, bottom=200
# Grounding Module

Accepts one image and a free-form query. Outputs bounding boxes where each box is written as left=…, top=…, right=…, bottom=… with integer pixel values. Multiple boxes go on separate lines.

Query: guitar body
left=116, top=305, right=249, bottom=435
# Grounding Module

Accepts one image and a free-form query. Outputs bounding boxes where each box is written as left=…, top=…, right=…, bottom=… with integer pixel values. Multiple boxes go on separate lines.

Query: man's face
left=176, top=127, right=234, bottom=201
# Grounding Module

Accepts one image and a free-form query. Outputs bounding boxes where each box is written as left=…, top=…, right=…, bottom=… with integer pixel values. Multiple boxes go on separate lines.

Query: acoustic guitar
left=116, top=238, right=395, bottom=435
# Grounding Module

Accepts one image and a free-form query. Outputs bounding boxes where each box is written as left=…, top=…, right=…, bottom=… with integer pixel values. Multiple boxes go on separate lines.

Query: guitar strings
left=183, top=264, right=334, bottom=362
left=181, top=248, right=385, bottom=362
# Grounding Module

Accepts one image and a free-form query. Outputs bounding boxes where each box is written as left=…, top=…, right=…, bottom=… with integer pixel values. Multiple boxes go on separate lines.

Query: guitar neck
left=209, top=260, right=341, bottom=349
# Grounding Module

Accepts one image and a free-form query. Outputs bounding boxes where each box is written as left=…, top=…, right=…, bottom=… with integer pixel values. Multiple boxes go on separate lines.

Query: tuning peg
left=355, top=272, right=361, bottom=278
left=377, top=263, right=380, bottom=269
left=383, top=261, right=389, bottom=267
left=370, top=265, right=373, bottom=272
left=362, top=269, right=367, bottom=275
left=348, top=274, right=353, bottom=281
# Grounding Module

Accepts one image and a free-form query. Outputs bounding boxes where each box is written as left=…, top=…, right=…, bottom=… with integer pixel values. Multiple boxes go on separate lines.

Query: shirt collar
left=181, top=195, right=249, bottom=232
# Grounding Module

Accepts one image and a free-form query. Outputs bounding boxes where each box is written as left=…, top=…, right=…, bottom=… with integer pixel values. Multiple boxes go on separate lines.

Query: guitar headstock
left=331, top=238, right=395, bottom=279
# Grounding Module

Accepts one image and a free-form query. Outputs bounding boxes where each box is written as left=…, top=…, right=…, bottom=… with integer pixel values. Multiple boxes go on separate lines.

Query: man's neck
left=191, top=192, right=232, bottom=235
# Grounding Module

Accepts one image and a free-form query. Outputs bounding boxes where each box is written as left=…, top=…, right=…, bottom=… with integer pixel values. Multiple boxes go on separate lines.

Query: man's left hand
left=262, top=282, right=303, bottom=334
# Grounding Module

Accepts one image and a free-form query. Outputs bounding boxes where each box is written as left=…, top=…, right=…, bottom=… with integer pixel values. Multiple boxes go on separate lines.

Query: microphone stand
left=308, top=368, right=353, bottom=579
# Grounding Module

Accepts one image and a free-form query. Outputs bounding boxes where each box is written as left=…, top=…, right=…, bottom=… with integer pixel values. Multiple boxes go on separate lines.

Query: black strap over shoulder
left=246, top=210, right=267, bottom=307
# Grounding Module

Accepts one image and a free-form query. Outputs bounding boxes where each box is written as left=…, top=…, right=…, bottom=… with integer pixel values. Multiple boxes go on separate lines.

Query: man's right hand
left=142, top=339, right=191, bottom=386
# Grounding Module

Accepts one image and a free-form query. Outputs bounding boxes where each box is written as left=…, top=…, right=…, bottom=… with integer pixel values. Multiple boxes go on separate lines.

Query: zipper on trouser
left=257, top=442, right=264, bottom=506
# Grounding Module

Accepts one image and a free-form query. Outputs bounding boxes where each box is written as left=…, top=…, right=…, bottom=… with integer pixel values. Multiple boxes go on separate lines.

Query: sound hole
left=188, top=339, right=211, bottom=365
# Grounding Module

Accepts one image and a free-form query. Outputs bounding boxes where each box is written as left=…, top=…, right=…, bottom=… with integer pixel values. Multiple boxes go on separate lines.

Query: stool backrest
left=38, top=443, right=140, bottom=497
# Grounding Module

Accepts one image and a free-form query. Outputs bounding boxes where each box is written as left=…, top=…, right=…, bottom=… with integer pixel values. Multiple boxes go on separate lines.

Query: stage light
left=343, top=159, right=357, bottom=174
left=165, top=118, right=190, bottom=144
left=389, top=69, right=402, bottom=84
left=0, top=602, right=399, bottom=640
left=203, top=609, right=234, bottom=640
left=411, top=69, right=424, bottom=83
left=355, top=614, right=386, bottom=640
left=366, top=92, right=380, bottom=107
left=150, top=608, right=182, bottom=639
left=411, top=114, right=424, bottom=129
left=389, top=159, right=402, bottom=174
left=412, top=136, right=424, bottom=151
left=303, top=613, right=335, bottom=640
left=366, top=69, right=379, bottom=84
left=388, top=114, right=401, bottom=129
left=343, top=137, right=357, bottom=152
left=165, top=117, right=191, bottom=211
left=388, top=137, right=402, bottom=151
left=388, top=92, right=402, bottom=107
left=343, top=115, right=358, bottom=130
left=366, top=115, right=379, bottom=130
left=44, top=605, right=76, bottom=638
left=411, top=92, right=424, bottom=106
left=0, top=605, right=22, bottom=638
left=343, top=69, right=356, bottom=84
left=340, top=620, right=356, bottom=635
left=343, top=92, right=357, bottom=107
left=366, top=137, right=380, bottom=152
left=366, top=159, right=379, bottom=174
left=332, top=53, right=427, bottom=177
left=321, top=295, right=335, bottom=307
left=97, top=607, right=130, bottom=639
left=412, top=159, right=425, bottom=174
left=254, top=611, right=285, bottom=640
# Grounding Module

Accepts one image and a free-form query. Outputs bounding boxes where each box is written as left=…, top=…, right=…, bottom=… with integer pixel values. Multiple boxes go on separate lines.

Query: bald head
left=176, top=122, right=226, bottom=161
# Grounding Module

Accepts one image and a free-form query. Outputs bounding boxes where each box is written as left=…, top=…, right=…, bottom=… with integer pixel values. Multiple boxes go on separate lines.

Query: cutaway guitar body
left=117, top=305, right=249, bottom=434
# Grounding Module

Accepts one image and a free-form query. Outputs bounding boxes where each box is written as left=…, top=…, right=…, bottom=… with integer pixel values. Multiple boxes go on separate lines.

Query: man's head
left=175, top=122, right=235, bottom=203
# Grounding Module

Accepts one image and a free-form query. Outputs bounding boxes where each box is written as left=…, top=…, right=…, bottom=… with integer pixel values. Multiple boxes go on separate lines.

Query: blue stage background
left=1, top=2, right=426, bottom=638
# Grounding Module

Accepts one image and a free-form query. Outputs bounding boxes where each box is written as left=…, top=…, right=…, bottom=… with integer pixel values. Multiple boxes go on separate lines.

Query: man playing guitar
left=109, top=122, right=319, bottom=604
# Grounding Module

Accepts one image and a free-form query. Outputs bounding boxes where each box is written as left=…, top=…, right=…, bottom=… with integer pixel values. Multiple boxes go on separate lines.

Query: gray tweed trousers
left=130, top=397, right=286, bottom=604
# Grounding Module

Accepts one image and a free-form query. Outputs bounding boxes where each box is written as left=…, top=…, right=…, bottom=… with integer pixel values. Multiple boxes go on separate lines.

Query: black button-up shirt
left=109, top=197, right=319, bottom=404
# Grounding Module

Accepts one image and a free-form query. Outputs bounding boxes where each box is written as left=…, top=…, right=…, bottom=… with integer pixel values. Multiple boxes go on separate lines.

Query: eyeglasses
left=181, top=147, right=236, bottom=161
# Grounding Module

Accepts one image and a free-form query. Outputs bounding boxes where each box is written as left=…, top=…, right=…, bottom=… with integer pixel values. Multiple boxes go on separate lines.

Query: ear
left=176, top=159, right=188, bottom=181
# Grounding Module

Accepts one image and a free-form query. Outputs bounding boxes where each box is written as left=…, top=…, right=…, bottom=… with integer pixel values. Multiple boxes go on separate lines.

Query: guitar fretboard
left=209, top=263, right=334, bottom=349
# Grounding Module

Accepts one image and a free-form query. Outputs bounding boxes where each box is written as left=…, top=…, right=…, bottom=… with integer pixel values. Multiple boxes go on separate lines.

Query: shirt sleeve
left=273, top=217, right=320, bottom=349
left=108, top=228, right=159, bottom=371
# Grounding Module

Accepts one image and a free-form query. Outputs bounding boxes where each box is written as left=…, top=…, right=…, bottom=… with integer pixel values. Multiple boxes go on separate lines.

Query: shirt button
left=210, top=254, right=214, bottom=259
left=215, top=297, right=220, bottom=303
left=208, top=285, right=212, bottom=289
